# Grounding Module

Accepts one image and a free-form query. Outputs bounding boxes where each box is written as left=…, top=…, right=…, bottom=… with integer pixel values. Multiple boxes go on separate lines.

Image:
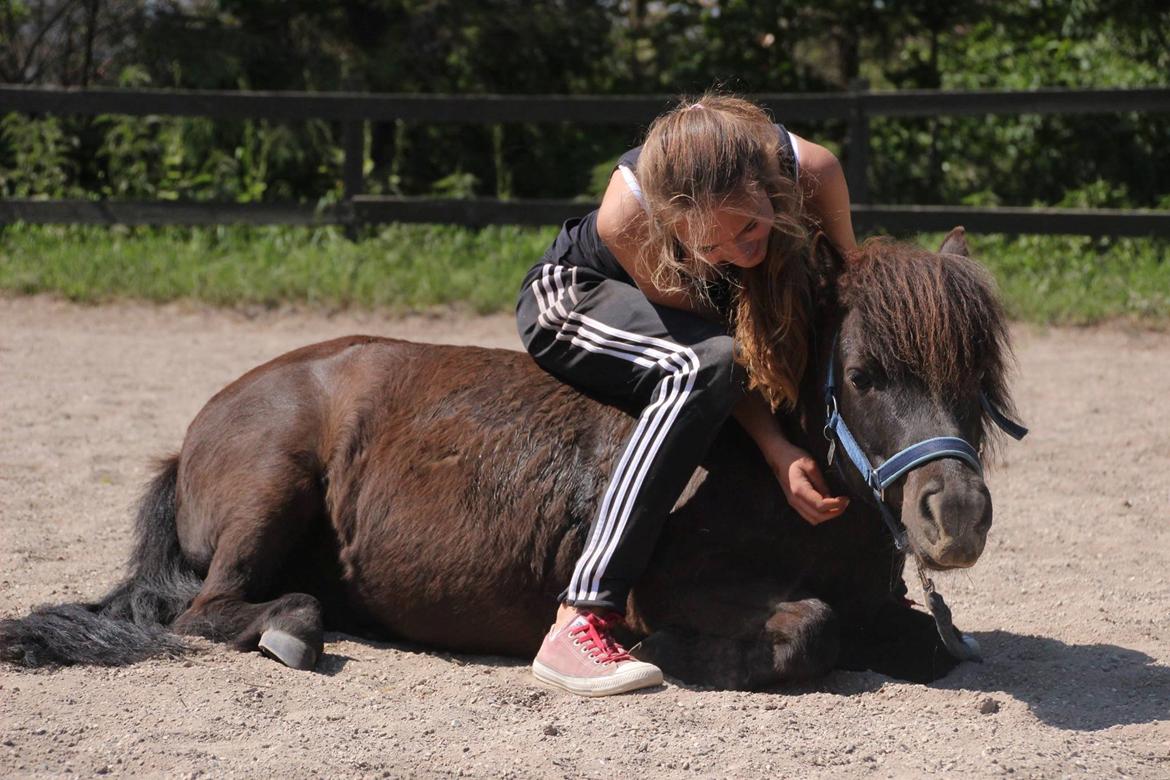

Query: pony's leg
left=170, top=474, right=327, bottom=670
left=175, top=590, right=324, bottom=669
left=836, top=598, right=961, bottom=683
left=173, top=570, right=326, bottom=670
left=634, top=598, right=839, bottom=690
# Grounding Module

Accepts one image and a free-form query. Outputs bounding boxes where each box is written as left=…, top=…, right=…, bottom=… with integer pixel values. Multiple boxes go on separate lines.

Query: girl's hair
left=634, top=94, right=812, bottom=410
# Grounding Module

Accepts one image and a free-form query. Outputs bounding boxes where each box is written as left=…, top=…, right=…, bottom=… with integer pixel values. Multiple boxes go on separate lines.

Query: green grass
left=0, top=223, right=557, bottom=315
left=1, top=224, right=1167, bottom=324
left=964, top=233, right=1170, bottom=325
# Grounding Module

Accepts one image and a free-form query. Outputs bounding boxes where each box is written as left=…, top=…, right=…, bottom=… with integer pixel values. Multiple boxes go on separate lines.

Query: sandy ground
left=1, top=294, right=1168, bottom=779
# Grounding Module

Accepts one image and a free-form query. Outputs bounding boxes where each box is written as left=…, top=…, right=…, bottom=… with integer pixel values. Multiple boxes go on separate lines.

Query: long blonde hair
left=635, top=94, right=812, bottom=409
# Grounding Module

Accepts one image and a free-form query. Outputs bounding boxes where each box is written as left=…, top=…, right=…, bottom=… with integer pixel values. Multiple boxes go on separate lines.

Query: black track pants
left=516, top=263, right=747, bottom=611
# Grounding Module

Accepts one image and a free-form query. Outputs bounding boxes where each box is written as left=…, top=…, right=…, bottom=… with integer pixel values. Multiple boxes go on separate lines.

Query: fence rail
left=2, top=84, right=1169, bottom=236
left=5, top=198, right=1169, bottom=238
left=5, top=84, right=1169, bottom=122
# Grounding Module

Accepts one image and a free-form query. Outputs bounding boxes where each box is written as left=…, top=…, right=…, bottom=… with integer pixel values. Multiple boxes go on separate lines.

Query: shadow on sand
left=316, top=631, right=668, bottom=697
left=827, top=630, right=1169, bottom=732
left=320, top=630, right=1166, bottom=727
left=322, top=631, right=528, bottom=672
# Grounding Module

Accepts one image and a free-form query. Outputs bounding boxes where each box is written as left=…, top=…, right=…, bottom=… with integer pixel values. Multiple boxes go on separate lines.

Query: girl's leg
left=518, top=264, right=746, bottom=613
left=518, top=264, right=745, bottom=695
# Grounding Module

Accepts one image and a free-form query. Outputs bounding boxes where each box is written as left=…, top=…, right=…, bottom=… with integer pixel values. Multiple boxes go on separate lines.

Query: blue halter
left=822, top=332, right=1028, bottom=552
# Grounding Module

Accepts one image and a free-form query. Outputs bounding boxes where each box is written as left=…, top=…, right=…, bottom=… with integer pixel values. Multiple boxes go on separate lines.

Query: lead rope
left=915, top=558, right=983, bottom=662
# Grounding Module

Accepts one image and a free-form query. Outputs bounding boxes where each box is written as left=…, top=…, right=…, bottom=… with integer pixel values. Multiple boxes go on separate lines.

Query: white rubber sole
left=531, top=659, right=664, bottom=697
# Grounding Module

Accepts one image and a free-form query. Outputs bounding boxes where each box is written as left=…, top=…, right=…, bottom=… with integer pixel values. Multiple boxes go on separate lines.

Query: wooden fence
left=2, top=83, right=1169, bottom=237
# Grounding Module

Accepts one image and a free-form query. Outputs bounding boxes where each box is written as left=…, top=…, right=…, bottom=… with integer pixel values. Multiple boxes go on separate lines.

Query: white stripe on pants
left=530, top=265, right=703, bottom=603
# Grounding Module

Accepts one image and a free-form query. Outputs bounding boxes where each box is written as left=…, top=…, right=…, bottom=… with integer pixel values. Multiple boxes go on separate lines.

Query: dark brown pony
left=0, top=228, right=1019, bottom=688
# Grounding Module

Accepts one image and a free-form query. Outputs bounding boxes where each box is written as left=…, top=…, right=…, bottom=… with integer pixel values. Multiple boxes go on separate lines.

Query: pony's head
left=813, top=228, right=1019, bottom=570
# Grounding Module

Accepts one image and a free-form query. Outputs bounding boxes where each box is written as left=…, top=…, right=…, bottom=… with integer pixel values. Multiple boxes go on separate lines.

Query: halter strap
left=874, top=437, right=982, bottom=489
left=981, top=394, right=1029, bottom=440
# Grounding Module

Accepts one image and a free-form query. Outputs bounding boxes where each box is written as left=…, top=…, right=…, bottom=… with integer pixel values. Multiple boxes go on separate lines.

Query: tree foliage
left=1, top=0, right=1166, bottom=208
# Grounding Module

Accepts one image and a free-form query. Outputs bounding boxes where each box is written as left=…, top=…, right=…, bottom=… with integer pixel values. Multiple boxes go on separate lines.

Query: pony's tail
left=0, top=455, right=203, bottom=668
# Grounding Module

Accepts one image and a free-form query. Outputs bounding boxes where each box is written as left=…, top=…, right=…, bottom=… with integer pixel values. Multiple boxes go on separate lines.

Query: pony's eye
left=847, top=368, right=872, bottom=392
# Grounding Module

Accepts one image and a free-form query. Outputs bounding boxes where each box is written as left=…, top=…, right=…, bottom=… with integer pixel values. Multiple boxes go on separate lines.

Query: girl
left=516, top=94, right=857, bottom=697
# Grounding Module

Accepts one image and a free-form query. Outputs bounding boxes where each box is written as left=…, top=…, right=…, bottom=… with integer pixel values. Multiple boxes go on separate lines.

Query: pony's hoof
left=258, top=629, right=318, bottom=671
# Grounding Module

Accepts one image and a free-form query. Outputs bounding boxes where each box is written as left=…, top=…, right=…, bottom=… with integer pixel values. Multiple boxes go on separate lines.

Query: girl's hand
left=774, top=445, right=849, bottom=525
left=730, top=390, right=849, bottom=525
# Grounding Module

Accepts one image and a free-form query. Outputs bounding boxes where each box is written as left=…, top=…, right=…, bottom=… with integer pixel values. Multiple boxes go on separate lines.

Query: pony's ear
left=939, top=226, right=970, bottom=256
left=809, top=232, right=846, bottom=309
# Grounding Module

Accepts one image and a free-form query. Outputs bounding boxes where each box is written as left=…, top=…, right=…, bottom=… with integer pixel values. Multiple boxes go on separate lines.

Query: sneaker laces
left=570, top=612, right=631, bottom=664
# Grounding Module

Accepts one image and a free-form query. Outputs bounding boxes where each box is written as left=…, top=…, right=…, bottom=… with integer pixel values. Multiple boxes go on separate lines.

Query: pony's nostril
left=974, top=487, right=993, bottom=533
left=918, top=479, right=944, bottom=544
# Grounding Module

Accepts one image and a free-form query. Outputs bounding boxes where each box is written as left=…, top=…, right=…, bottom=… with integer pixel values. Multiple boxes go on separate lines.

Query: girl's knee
left=693, top=335, right=747, bottom=408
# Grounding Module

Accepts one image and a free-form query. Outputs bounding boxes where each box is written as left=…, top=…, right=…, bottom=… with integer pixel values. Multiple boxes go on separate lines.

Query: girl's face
left=678, top=190, right=775, bottom=269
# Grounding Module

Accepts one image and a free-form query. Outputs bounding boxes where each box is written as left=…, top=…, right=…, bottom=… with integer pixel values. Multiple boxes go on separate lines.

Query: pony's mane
left=839, top=237, right=1017, bottom=447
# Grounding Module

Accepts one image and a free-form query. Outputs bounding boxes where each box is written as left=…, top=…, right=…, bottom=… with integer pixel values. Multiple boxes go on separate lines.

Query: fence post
left=342, top=119, right=366, bottom=239
left=846, top=78, right=871, bottom=208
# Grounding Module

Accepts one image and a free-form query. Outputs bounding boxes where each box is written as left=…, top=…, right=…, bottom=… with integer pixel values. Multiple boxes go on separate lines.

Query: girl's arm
left=733, top=389, right=848, bottom=525
left=791, top=135, right=858, bottom=252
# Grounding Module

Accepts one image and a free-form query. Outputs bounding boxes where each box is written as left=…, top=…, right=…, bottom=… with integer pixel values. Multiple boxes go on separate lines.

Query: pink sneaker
left=531, top=611, right=663, bottom=697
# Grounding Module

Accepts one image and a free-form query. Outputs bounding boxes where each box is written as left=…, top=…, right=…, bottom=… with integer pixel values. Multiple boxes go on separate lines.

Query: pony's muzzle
left=908, top=469, right=992, bottom=569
